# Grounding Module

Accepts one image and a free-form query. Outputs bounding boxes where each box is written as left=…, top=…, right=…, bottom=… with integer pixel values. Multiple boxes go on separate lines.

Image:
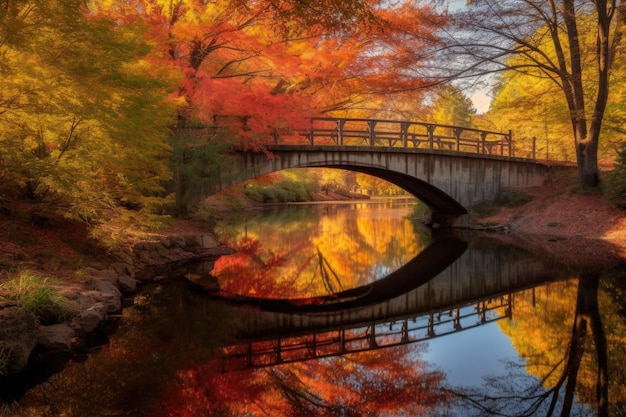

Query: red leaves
left=95, top=0, right=448, bottom=151
left=156, top=346, right=451, bottom=417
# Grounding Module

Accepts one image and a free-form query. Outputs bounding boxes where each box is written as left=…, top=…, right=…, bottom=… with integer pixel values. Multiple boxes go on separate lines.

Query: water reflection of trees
left=446, top=273, right=626, bottom=417
left=7, top=223, right=626, bottom=417
left=262, top=349, right=451, bottom=417
left=7, top=280, right=452, bottom=417
left=212, top=202, right=428, bottom=299
left=166, top=347, right=452, bottom=417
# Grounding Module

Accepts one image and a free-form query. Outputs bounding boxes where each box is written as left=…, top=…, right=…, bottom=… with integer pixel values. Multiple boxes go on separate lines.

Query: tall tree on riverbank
left=440, top=1, right=624, bottom=188
left=0, top=0, right=176, bottom=230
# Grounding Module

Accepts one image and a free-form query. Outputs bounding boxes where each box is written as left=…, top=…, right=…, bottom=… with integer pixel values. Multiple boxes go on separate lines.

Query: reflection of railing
left=219, top=294, right=512, bottom=372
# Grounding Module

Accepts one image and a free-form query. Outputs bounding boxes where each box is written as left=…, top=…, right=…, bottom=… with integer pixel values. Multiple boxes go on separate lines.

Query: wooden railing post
left=480, top=132, right=488, bottom=154
left=508, top=130, right=513, bottom=157
left=368, top=120, right=377, bottom=146
left=427, top=124, right=435, bottom=149
left=532, top=136, right=537, bottom=159
left=334, top=119, right=345, bottom=145
left=453, top=128, right=463, bottom=152
left=400, top=122, right=409, bottom=148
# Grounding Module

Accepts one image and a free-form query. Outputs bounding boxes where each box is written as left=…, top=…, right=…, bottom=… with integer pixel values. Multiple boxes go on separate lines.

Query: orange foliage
left=154, top=346, right=451, bottom=416
left=93, top=0, right=447, bottom=149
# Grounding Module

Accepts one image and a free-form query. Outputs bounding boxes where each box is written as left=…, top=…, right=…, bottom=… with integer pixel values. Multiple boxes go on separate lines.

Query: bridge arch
left=320, top=164, right=467, bottom=215
left=209, top=145, right=548, bottom=225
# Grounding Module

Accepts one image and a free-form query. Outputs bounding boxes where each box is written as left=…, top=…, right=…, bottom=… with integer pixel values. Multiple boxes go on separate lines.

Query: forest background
left=2, top=0, right=626, bottom=256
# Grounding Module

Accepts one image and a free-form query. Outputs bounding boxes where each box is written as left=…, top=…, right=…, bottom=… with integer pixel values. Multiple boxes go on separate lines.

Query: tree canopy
left=441, top=0, right=625, bottom=187
left=1, top=0, right=451, bottom=229
left=0, top=0, right=177, bottom=234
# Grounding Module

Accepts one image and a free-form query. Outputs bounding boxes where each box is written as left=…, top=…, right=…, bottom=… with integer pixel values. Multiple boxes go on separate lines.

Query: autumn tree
left=430, top=85, right=476, bottom=128
left=440, top=1, right=624, bottom=188
left=0, top=0, right=176, bottom=232
left=487, top=71, right=573, bottom=160
left=93, top=0, right=446, bottom=142
left=355, top=173, right=406, bottom=196
left=88, top=0, right=446, bottom=213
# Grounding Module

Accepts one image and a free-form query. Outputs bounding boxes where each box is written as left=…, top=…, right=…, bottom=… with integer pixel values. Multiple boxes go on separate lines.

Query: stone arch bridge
left=196, top=118, right=550, bottom=225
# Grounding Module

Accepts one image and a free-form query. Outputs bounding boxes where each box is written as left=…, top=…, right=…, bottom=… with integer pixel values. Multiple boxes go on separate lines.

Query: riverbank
left=0, top=215, right=234, bottom=392
left=475, top=167, right=626, bottom=267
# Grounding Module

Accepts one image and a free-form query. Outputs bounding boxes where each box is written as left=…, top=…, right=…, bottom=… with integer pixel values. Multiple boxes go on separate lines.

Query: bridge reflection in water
left=212, top=232, right=566, bottom=372
left=220, top=294, right=511, bottom=371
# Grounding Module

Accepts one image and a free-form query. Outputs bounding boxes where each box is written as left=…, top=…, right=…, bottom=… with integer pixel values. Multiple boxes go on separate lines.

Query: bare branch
left=55, top=114, right=82, bottom=164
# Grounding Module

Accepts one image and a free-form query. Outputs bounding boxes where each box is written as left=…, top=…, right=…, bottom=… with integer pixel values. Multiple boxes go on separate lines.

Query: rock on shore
left=1, top=232, right=233, bottom=375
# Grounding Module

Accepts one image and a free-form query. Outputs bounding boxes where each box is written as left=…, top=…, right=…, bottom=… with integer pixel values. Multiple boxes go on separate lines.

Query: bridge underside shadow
left=207, top=146, right=549, bottom=226
left=325, top=164, right=467, bottom=219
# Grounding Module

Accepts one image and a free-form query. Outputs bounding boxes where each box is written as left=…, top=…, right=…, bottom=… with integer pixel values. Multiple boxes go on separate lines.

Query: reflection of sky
left=369, top=262, right=393, bottom=278
left=422, top=321, right=521, bottom=387
left=420, top=320, right=595, bottom=417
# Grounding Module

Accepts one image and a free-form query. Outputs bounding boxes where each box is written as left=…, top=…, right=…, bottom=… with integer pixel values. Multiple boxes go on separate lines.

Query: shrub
left=503, top=189, right=532, bottom=207
left=410, top=201, right=432, bottom=222
left=242, top=176, right=315, bottom=203
left=0, top=271, right=76, bottom=325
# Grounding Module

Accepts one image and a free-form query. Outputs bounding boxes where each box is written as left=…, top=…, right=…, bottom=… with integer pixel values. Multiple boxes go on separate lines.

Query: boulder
left=36, top=324, right=75, bottom=353
left=78, top=303, right=107, bottom=333
left=116, top=275, right=138, bottom=294
left=0, top=309, right=38, bottom=372
left=80, top=289, right=121, bottom=314
left=89, top=279, right=122, bottom=297
left=111, top=261, right=135, bottom=279
left=197, top=234, right=219, bottom=249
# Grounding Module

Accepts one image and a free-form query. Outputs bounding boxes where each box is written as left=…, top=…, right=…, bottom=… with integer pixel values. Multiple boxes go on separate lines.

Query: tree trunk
left=580, top=0, right=614, bottom=190
left=560, top=0, right=601, bottom=188
left=579, top=273, right=609, bottom=417
left=575, top=133, right=600, bottom=188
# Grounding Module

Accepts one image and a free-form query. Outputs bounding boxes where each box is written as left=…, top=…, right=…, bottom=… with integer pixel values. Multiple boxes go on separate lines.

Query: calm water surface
left=5, top=199, right=626, bottom=416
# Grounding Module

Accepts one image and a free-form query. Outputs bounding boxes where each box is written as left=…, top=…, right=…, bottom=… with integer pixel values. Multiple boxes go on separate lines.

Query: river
left=3, top=198, right=625, bottom=416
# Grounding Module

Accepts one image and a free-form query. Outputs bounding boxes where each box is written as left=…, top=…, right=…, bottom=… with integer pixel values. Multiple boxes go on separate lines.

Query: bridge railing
left=276, top=118, right=513, bottom=157
left=219, top=294, right=512, bottom=371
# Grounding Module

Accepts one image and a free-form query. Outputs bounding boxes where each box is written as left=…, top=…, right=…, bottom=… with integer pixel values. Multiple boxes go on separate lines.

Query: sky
left=471, top=91, right=492, bottom=114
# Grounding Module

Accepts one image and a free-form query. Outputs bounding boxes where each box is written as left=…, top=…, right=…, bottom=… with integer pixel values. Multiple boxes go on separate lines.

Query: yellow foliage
left=0, top=0, right=178, bottom=228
